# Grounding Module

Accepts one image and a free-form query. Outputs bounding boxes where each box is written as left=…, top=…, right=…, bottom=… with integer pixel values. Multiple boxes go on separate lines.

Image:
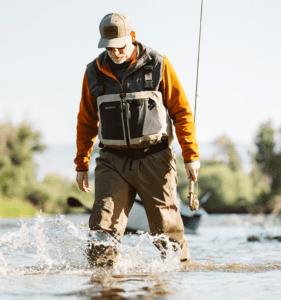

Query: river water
left=0, top=213, right=281, bottom=300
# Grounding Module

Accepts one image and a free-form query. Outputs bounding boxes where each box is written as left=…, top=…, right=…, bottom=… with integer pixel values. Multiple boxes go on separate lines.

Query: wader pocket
left=100, top=102, right=124, bottom=140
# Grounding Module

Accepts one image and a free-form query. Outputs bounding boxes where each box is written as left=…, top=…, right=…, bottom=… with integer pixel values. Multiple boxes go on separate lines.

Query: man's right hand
left=76, top=171, right=91, bottom=192
left=184, top=161, right=200, bottom=182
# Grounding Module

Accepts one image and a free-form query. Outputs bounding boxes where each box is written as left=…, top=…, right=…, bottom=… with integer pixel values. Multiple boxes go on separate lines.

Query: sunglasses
left=106, top=45, right=126, bottom=52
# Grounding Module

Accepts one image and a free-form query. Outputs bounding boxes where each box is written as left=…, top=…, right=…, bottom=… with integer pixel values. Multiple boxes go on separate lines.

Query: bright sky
left=1, top=0, right=280, bottom=147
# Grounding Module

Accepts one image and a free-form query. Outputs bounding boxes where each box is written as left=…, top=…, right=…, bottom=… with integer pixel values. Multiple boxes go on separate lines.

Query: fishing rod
left=188, top=0, right=204, bottom=211
left=193, top=0, right=204, bottom=124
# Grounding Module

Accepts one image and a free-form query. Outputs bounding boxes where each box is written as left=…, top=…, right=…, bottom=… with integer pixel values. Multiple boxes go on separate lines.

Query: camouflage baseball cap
left=98, top=13, right=133, bottom=48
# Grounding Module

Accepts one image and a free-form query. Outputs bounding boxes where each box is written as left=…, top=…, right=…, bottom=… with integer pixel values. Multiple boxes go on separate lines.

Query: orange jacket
left=74, top=49, right=199, bottom=171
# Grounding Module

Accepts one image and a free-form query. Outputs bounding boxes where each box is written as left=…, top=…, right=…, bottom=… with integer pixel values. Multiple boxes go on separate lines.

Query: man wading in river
left=74, top=13, right=200, bottom=267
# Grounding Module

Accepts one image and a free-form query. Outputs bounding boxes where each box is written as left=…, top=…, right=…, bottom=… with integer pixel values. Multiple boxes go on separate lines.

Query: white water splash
left=0, top=214, right=90, bottom=274
left=115, top=233, right=181, bottom=274
left=1, top=214, right=281, bottom=278
left=0, top=214, right=184, bottom=276
left=0, top=252, right=7, bottom=275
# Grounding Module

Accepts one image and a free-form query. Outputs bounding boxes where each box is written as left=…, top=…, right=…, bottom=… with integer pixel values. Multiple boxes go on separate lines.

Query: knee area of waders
left=85, top=230, right=118, bottom=268
left=153, top=210, right=185, bottom=241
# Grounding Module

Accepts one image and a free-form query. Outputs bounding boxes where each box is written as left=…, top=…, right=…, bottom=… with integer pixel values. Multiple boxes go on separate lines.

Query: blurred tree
left=254, top=121, right=275, bottom=175
left=26, top=174, right=93, bottom=213
left=253, top=121, right=281, bottom=211
left=177, top=123, right=281, bottom=213
left=214, top=135, right=242, bottom=171
left=0, top=122, right=45, bottom=198
left=249, top=159, right=270, bottom=202
left=0, top=121, right=94, bottom=216
left=198, top=162, right=255, bottom=213
left=177, top=134, right=255, bottom=213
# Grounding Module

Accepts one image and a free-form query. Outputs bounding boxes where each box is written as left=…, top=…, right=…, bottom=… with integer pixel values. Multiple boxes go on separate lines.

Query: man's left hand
left=185, top=161, right=200, bottom=182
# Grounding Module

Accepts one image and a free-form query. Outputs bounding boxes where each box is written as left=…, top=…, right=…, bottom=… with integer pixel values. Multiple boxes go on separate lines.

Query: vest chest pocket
left=99, top=102, right=124, bottom=140
left=127, top=99, right=146, bottom=138
left=127, top=97, right=164, bottom=139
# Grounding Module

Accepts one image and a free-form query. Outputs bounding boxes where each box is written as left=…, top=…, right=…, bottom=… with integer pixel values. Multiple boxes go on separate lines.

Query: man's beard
left=107, top=52, right=127, bottom=64
left=107, top=40, right=135, bottom=64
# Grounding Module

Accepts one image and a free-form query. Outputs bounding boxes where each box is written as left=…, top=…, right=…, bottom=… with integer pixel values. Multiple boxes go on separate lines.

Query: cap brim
left=98, top=35, right=131, bottom=48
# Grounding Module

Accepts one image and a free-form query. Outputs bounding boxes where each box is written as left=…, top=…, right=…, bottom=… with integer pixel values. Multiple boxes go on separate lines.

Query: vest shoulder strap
left=143, top=65, right=154, bottom=90
left=86, top=59, right=105, bottom=97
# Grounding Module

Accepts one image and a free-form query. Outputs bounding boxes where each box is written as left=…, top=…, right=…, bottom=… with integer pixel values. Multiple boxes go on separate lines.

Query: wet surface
left=0, top=214, right=281, bottom=299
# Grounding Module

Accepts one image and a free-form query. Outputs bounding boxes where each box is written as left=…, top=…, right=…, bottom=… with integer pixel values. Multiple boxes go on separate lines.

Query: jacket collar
left=96, top=42, right=153, bottom=81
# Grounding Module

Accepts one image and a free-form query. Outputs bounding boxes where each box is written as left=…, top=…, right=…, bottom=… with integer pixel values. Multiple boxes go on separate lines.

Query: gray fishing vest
left=86, top=44, right=173, bottom=148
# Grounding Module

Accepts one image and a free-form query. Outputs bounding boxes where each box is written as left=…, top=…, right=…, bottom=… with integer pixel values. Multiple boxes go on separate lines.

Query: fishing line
left=194, top=0, right=204, bottom=124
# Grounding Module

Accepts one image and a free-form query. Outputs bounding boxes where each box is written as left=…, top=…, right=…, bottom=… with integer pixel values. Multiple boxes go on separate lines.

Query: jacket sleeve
left=161, top=56, right=199, bottom=162
left=74, top=71, right=99, bottom=171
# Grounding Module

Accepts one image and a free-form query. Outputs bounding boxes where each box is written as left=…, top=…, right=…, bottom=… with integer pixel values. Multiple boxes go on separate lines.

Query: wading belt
left=103, top=139, right=168, bottom=160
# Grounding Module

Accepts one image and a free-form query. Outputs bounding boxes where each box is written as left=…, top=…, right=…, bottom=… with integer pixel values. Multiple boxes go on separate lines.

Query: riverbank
left=1, top=196, right=280, bottom=218
left=0, top=197, right=37, bottom=218
left=0, top=195, right=93, bottom=218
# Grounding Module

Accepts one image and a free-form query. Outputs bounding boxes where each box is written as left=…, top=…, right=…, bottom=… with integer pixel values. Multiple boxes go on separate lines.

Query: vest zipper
left=119, top=67, right=142, bottom=148
left=119, top=63, right=147, bottom=148
left=120, top=90, right=130, bottom=147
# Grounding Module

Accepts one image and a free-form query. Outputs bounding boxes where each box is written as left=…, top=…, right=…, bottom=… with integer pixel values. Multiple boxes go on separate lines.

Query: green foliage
left=198, top=162, right=255, bottom=212
left=0, top=196, right=37, bottom=217
left=184, top=122, right=281, bottom=213
left=26, top=174, right=93, bottom=214
left=254, top=121, right=275, bottom=175
left=0, top=121, right=93, bottom=217
left=249, top=161, right=271, bottom=201
left=213, top=135, right=242, bottom=171
left=177, top=134, right=258, bottom=213
left=0, top=122, right=45, bottom=198
left=253, top=121, right=281, bottom=210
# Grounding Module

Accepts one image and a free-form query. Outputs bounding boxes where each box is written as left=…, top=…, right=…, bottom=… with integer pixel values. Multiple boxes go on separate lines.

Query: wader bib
left=97, top=91, right=169, bottom=147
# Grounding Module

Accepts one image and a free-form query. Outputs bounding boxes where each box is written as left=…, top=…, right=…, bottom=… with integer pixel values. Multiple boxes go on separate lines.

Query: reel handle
left=188, top=180, right=199, bottom=211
